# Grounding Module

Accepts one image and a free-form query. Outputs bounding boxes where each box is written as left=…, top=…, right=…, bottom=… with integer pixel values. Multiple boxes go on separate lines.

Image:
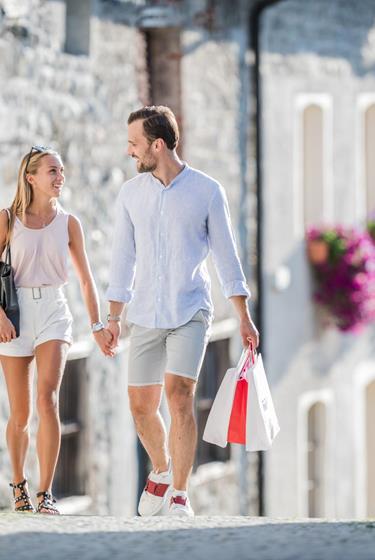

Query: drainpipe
left=249, top=0, right=285, bottom=517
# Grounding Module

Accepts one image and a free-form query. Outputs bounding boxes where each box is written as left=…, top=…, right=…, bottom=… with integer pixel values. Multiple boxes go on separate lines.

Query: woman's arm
left=0, top=210, right=16, bottom=341
left=68, top=215, right=114, bottom=357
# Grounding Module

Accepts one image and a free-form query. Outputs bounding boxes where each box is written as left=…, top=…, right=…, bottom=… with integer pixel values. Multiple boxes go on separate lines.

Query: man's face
left=127, top=120, right=157, bottom=173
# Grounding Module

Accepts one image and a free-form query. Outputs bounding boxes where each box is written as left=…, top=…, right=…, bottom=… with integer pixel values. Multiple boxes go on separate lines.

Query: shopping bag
left=203, top=345, right=280, bottom=451
left=227, top=377, right=248, bottom=444
left=202, top=348, right=249, bottom=448
left=227, top=345, right=254, bottom=444
left=245, top=352, right=280, bottom=451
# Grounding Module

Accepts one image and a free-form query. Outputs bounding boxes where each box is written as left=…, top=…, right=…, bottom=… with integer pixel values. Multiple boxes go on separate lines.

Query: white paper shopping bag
left=202, top=349, right=248, bottom=448
left=203, top=346, right=280, bottom=452
left=245, top=353, right=280, bottom=451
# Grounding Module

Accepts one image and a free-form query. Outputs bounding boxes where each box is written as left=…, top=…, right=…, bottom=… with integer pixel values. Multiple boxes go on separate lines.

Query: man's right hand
left=107, top=320, right=121, bottom=350
left=0, top=314, right=16, bottom=343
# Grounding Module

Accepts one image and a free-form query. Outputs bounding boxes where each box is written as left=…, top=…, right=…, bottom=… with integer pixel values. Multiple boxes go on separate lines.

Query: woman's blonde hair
left=5, top=146, right=60, bottom=244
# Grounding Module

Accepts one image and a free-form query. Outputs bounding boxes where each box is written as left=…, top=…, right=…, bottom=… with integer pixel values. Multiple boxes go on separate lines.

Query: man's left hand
left=240, top=315, right=259, bottom=349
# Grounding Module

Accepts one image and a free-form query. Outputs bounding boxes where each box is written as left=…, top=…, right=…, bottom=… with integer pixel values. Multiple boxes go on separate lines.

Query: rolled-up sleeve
left=207, top=185, right=251, bottom=299
left=105, top=188, right=136, bottom=303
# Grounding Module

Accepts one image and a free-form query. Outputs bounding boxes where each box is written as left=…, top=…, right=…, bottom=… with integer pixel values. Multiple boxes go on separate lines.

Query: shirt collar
left=150, top=162, right=190, bottom=190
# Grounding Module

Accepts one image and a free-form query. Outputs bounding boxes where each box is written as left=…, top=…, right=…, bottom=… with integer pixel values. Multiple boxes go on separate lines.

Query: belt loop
left=32, top=287, right=42, bottom=300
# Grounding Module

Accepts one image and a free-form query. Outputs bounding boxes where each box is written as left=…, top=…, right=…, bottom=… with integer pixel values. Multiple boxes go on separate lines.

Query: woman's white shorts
left=0, top=286, right=73, bottom=357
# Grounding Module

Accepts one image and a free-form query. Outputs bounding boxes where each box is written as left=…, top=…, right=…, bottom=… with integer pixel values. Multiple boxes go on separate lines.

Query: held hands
left=0, top=314, right=16, bottom=343
left=93, top=327, right=116, bottom=357
left=106, top=320, right=121, bottom=351
left=92, top=318, right=121, bottom=357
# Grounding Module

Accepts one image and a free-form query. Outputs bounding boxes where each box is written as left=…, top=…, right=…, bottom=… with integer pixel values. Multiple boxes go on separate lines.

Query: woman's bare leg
left=0, top=354, right=34, bottom=507
left=34, top=340, right=69, bottom=512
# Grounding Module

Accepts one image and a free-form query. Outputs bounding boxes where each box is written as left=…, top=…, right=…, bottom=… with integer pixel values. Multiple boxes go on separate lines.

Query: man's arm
left=229, top=295, right=259, bottom=348
left=107, top=301, right=126, bottom=349
left=105, top=187, right=136, bottom=348
left=207, top=185, right=259, bottom=348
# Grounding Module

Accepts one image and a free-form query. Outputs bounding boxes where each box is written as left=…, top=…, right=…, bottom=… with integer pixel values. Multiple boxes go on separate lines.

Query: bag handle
left=3, top=209, right=11, bottom=266
left=239, top=341, right=256, bottom=378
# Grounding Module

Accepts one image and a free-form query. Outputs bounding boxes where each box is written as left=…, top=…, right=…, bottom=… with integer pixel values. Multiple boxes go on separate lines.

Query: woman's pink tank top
left=10, top=206, right=69, bottom=288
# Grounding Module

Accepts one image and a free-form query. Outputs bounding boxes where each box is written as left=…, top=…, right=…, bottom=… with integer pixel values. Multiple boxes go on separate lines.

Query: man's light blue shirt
left=106, top=164, right=250, bottom=328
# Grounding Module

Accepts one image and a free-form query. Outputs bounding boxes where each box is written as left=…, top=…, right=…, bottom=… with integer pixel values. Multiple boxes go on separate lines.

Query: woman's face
left=27, top=154, right=65, bottom=199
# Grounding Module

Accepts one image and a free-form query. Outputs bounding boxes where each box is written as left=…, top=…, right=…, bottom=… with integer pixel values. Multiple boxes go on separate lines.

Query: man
left=106, top=106, right=259, bottom=517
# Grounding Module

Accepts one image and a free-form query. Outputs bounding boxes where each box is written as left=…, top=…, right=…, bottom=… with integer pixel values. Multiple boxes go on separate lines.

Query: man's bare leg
left=128, top=384, right=169, bottom=473
left=165, top=374, right=197, bottom=490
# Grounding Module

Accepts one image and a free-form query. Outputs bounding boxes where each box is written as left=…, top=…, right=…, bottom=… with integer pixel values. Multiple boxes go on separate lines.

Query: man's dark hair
left=128, top=106, right=179, bottom=150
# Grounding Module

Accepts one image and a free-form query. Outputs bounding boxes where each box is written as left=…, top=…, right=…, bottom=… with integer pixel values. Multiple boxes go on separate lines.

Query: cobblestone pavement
left=0, top=514, right=374, bottom=560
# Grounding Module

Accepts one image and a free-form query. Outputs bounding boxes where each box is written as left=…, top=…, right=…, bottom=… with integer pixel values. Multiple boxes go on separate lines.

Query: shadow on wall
left=261, top=0, right=375, bottom=77
left=0, top=518, right=375, bottom=560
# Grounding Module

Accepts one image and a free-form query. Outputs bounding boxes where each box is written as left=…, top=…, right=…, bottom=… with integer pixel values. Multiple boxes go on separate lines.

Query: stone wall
left=0, top=0, right=260, bottom=515
left=0, top=0, right=142, bottom=513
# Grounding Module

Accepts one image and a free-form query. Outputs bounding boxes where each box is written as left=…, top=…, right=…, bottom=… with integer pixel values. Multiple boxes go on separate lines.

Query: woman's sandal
left=9, top=479, right=36, bottom=513
left=36, top=491, right=60, bottom=515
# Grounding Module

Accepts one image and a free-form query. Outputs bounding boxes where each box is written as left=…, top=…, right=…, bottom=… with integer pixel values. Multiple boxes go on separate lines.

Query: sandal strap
left=15, top=493, right=30, bottom=503
left=36, top=491, right=54, bottom=500
left=9, top=479, right=35, bottom=512
left=9, top=479, right=28, bottom=490
left=15, top=503, right=34, bottom=512
left=36, top=491, right=59, bottom=514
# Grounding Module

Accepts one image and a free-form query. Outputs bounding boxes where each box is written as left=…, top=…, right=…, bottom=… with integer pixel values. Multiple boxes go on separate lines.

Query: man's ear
left=153, top=138, right=165, bottom=152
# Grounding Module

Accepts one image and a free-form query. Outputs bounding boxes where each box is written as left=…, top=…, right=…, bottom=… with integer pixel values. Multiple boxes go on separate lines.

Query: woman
left=0, top=145, right=113, bottom=514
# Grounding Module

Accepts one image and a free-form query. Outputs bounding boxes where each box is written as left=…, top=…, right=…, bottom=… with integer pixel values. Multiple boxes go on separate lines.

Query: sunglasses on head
left=24, top=145, right=51, bottom=174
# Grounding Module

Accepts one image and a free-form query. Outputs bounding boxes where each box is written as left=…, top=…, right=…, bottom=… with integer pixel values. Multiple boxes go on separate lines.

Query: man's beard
left=137, top=149, right=157, bottom=173
left=138, top=160, right=157, bottom=173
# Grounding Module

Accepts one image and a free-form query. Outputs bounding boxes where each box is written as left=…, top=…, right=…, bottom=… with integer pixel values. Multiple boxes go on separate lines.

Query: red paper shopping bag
left=227, top=377, right=248, bottom=444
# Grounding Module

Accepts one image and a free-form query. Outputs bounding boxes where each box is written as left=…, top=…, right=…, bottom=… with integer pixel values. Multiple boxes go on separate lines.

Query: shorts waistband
left=16, top=286, right=66, bottom=300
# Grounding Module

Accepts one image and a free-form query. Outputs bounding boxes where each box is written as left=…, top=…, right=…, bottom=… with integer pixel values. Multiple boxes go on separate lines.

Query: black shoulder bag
left=0, top=209, right=20, bottom=337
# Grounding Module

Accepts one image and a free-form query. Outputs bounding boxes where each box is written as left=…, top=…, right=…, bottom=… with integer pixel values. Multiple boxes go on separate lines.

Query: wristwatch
left=107, top=314, right=121, bottom=322
left=91, top=321, right=105, bottom=333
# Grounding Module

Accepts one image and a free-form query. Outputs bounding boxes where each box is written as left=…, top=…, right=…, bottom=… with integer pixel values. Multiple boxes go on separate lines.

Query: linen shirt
left=106, top=164, right=250, bottom=328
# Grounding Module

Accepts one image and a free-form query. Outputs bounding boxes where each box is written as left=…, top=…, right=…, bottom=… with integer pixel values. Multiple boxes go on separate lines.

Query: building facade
left=259, top=0, right=375, bottom=519
left=0, top=0, right=260, bottom=515
left=0, top=0, right=374, bottom=518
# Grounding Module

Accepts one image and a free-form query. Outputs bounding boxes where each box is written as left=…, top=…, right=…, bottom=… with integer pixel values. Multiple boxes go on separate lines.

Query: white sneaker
left=168, top=494, right=195, bottom=517
left=138, top=467, right=173, bottom=517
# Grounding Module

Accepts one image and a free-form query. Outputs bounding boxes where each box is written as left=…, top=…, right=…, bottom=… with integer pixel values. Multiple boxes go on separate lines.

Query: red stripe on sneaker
left=145, top=479, right=170, bottom=497
left=170, top=496, right=187, bottom=506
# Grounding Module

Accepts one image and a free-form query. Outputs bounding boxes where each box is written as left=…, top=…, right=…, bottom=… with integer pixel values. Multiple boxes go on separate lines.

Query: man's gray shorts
left=127, top=310, right=211, bottom=386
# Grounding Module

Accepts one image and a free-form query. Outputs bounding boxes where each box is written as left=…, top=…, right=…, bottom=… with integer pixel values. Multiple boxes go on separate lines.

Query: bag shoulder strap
left=3, top=208, right=12, bottom=265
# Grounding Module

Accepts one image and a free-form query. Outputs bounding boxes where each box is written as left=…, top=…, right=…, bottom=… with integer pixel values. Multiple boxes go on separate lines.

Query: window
left=54, top=356, right=88, bottom=498
left=303, top=105, right=324, bottom=228
left=295, top=96, right=333, bottom=236
left=64, top=0, right=91, bottom=56
left=195, top=338, right=231, bottom=468
left=366, top=380, right=375, bottom=516
left=307, top=401, right=326, bottom=517
left=298, top=390, right=333, bottom=518
left=364, top=105, right=375, bottom=216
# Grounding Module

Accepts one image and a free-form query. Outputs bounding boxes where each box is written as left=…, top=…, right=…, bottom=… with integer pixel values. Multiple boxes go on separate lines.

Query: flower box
left=306, top=226, right=375, bottom=332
